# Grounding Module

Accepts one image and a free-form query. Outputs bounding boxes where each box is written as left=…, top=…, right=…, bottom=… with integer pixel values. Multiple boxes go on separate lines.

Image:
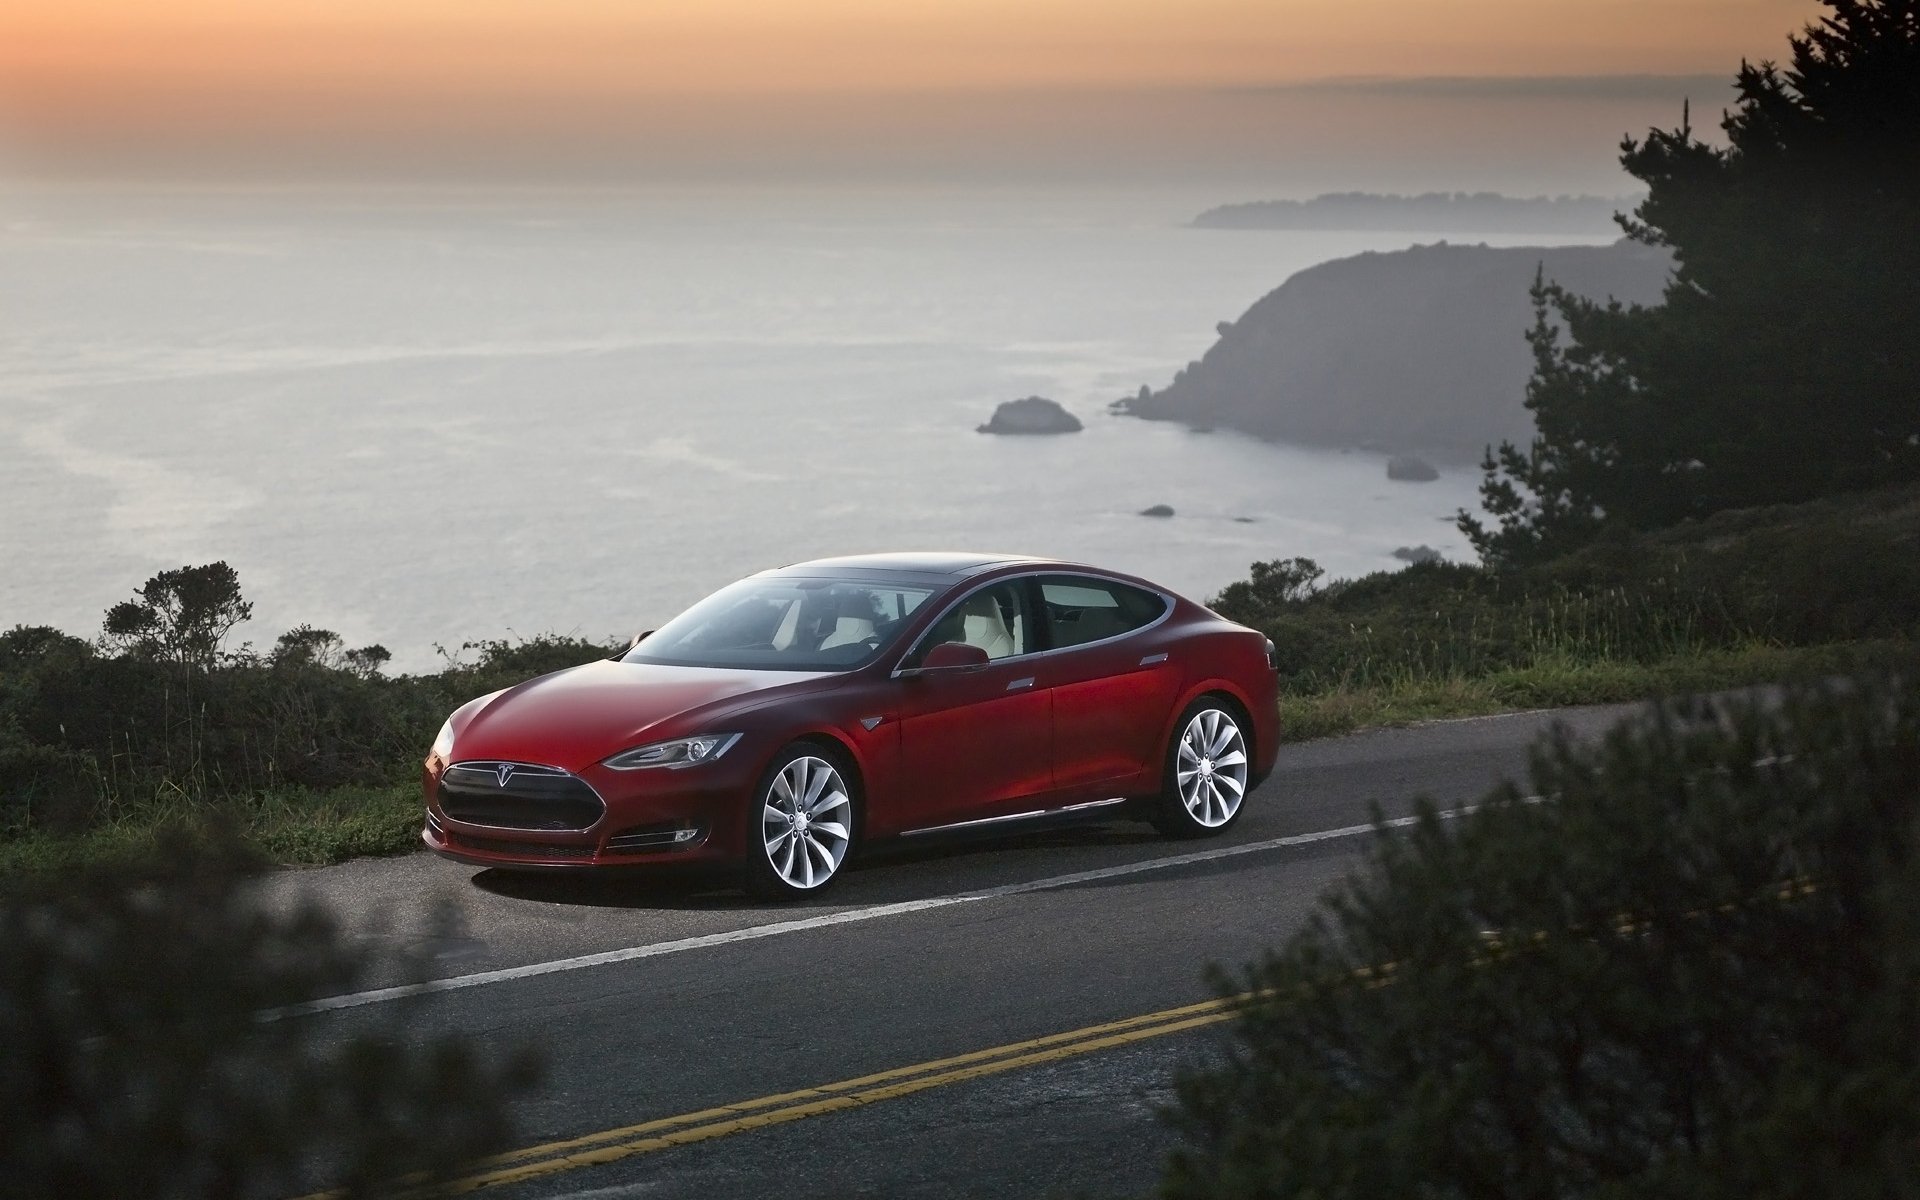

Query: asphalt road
left=269, top=699, right=1653, bottom=1199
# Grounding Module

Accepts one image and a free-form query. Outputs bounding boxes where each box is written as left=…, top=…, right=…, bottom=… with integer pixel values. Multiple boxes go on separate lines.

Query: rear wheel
left=744, top=743, right=857, bottom=900
left=1152, top=700, right=1250, bottom=838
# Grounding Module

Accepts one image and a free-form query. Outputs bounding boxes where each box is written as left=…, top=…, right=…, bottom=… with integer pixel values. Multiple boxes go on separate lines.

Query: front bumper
left=420, top=752, right=757, bottom=870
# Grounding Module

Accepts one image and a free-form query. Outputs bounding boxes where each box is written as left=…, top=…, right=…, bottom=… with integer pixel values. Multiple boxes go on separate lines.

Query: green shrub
left=0, top=615, right=617, bottom=842
left=0, top=827, right=539, bottom=1195
left=1164, top=666, right=1920, bottom=1198
left=1212, top=484, right=1920, bottom=693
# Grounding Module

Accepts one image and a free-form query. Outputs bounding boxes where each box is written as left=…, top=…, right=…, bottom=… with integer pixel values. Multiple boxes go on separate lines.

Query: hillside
left=1118, top=239, right=1673, bottom=460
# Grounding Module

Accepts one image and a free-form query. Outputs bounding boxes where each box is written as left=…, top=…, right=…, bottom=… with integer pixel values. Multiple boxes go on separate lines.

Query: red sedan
left=422, top=553, right=1279, bottom=898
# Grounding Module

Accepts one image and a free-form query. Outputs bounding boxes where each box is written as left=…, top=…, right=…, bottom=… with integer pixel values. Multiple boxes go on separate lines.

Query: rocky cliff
left=1118, top=239, right=1673, bottom=459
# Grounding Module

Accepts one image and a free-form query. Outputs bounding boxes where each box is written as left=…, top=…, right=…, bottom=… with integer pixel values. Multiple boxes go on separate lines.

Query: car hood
left=448, top=659, right=833, bottom=772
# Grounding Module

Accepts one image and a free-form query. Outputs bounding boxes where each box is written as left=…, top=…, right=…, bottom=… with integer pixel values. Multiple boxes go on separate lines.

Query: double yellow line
left=332, top=994, right=1243, bottom=1198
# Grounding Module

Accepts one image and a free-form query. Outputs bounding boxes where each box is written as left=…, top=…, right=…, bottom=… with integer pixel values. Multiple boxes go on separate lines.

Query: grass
left=0, top=784, right=418, bottom=885
left=1276, top=641, right=1903, bottom=743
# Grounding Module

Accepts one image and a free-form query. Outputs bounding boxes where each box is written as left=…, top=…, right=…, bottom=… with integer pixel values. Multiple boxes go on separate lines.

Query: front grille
left=439, top=760, right=605, bottom=831
left=448, top=831, right=595, bottom=860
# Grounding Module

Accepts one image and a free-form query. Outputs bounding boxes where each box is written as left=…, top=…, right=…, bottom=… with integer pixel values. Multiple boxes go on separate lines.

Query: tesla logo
left=495, top=764, right=516, bottom=787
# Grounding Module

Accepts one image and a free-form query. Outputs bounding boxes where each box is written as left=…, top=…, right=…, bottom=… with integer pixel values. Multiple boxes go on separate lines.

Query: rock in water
left=1386, top=454, right=1440, bottom=482
left=1139, top=504, right=1176, bottom=518
left=1392, top=545, right=1445, bottom=564
left=977, top=396, right=1084, bottom=435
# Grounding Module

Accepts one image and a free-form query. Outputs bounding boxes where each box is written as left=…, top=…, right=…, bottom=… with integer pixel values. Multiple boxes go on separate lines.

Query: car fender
left=1160, top=676, right=1268, bottom=773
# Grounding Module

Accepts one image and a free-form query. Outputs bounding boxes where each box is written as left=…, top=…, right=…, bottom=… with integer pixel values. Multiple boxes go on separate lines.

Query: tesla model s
left=422, top=553, right=1280, bottom=898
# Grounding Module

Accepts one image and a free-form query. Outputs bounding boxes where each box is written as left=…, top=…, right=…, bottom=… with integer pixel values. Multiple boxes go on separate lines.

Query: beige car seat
left=818, top=615, right=877, bottom=649
left=770, top=597, right=804, bottom=650
left=960, top=594, right=1017, bottom=659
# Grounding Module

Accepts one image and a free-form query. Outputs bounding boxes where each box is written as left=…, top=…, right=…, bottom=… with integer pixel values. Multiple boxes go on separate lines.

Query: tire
left=1152, top=699, right=1251, bottom=839
left=743, top=742, right=859, bottom=900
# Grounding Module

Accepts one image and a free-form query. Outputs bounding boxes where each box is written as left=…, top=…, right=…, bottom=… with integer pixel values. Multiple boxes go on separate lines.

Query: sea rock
left=1392, top=544, right=1446, bottom=564
left=1386, top=454, right=1441, bottom=483
left=977, top=396, right=1083, bottom=435
left=1139, top=504, right=1176, bottom=518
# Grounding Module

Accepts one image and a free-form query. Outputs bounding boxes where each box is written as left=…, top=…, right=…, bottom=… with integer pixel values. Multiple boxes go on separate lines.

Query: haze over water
left=1, top=183, right=1611, bottom=669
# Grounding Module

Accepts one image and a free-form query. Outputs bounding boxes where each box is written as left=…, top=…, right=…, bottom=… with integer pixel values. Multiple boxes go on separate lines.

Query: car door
left=892, top=579, right=1053, bottom=831
left=1038, top=574, right=1179, bottom=795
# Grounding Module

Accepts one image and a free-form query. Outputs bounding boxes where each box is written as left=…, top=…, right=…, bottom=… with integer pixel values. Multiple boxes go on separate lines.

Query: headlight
left=430, top=718, right=455, bottom=761
left=604, top=732, right=742, bottom=771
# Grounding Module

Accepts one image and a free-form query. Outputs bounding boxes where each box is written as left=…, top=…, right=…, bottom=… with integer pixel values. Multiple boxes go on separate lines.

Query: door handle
left=1138, top=652, right=1168, bottom=666
left=1005, top=676, right=1035, bottom=691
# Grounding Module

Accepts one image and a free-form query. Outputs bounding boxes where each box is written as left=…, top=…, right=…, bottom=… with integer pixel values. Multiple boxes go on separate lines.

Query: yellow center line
left=479, top=993, right=1241, bottom=1169
left=341, top=996, right=1244, bottom=1199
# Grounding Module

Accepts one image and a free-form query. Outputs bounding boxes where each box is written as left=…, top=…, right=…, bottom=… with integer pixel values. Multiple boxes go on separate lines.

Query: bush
left=0, top=827, right=539, bottom=1196
left=1211, top=485, right=1920, bottom=692
left=0, top=615, right=619, bottom=839
left=0, top=745, right=100, bottom=836
left=1164, top=666, right=1920, bottom=1198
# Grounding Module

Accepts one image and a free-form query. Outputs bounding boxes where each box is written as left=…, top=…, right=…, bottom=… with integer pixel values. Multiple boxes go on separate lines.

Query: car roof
left=765, top=552, right=1060, bottom=581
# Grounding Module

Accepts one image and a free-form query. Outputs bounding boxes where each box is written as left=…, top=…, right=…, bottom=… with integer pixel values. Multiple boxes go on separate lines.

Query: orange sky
left=1, top=0, right=1814, bottom=179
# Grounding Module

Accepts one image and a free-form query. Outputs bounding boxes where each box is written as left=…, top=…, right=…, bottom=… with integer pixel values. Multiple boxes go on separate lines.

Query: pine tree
left=1461, top=0, right=1920, bottom=564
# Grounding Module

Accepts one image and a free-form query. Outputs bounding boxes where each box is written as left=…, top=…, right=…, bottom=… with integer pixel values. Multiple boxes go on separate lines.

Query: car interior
left=1041, top=580, right=1164, bottom=648
left=916, top=585, right=1026, bottom=661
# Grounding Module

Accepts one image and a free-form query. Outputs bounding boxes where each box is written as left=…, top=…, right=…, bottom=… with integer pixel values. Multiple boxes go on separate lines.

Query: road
left=267, top=699, right=1649, bottom=1199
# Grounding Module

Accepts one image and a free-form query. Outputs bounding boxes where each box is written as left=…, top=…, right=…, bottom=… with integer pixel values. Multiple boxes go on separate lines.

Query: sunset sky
left=2, top=0, right=1814, bottom=185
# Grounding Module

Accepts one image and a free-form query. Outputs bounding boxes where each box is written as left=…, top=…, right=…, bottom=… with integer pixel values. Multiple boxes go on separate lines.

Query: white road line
left=271, top=809, right=1465, bottom=1020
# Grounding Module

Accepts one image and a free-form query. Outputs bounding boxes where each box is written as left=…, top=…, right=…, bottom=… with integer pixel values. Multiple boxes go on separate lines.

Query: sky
left=1, top=0, right=1815, bottom=187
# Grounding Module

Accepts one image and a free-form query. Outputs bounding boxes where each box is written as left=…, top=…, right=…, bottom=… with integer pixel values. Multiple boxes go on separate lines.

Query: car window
left=627, top=578, right=933, bottom=671
left=904, top=581, right=1033, bottom=666
left=1039, top=576, right=1167, bottom=650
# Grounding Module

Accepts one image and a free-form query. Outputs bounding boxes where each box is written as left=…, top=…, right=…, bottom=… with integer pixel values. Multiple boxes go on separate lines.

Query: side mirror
left=629, top=630, right=654, bottom=649
left=903, top=641, right=990, bottom=676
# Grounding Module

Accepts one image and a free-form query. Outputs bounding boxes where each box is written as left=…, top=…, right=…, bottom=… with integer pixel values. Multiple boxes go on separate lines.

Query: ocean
left=0, top=183, right=1596, bottom=670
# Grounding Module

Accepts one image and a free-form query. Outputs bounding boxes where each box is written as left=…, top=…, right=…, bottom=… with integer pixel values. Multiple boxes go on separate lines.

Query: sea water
left=0, top=183, right=1601, bottom=670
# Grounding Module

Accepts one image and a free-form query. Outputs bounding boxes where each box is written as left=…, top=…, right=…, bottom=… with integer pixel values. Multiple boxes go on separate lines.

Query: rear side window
left=1039, top=576, right=1167, bottom=650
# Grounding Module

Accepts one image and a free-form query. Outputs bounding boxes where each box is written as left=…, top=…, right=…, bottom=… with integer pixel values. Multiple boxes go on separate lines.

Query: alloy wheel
left=1175, top=708, right=1248, bottom=828
left=760, top=754, right=853, bottom=890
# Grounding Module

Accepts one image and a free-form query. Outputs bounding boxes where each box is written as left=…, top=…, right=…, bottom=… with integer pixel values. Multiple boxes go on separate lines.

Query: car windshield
left=623, top=576, right=937, bottom=671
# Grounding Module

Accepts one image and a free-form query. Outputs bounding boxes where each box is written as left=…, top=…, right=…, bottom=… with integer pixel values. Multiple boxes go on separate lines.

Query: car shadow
left=468, top=865, right=746, bottom=910
left=465, top=819, right=1166, bottom=910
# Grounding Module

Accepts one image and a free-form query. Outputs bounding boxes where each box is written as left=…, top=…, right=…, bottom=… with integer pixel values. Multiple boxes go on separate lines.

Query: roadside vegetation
left=0, top=827, right=539, bottom=1196
left=1216, top=483, right=1920, bottom=741
left=0, top=571, right=620, bottom=880
left=1164, top=666, right=1920, bottom=1198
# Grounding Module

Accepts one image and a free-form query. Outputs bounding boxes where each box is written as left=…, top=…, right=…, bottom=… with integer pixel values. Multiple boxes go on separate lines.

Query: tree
left=272, top=624, right=392, bottom=678
left=102, top=562, right=254, bottom=668
left=1461, top=0, right=1920, bottom=565
left=0, top=828, right=540, bottom=1197
left=1162, top=669, right=1920, bottom=1198
left=1208, top=558, right=1325, bottom=624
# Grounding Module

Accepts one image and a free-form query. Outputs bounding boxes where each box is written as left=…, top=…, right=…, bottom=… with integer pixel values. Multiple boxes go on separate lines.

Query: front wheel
left=744, top=744, right=858, bottom=900
left=1152, top=700, right=1250, bottom=838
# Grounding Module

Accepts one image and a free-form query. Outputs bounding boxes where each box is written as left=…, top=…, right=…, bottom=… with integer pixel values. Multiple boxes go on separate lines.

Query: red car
left=422, top=553, right=1279, bottom=898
